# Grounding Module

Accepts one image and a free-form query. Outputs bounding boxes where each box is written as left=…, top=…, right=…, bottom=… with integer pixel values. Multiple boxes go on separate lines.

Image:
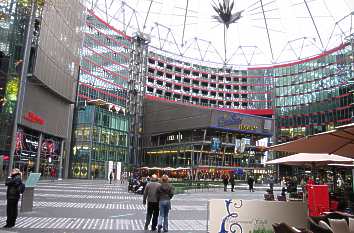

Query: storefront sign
left=211, top=111, right=273, bottom=135
left=209, top=199, right=307, bottom=233
left=23, top=112, right=45, bottom=125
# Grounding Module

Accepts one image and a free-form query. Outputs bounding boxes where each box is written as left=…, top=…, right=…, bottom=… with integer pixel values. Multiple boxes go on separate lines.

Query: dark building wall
left=143, top=98, right=273, bottom=136
left=21, top=80, right=73, bottom=138
left=143, top=98, right=213, bottom=135
left=33, top=0, right=85, bottom=102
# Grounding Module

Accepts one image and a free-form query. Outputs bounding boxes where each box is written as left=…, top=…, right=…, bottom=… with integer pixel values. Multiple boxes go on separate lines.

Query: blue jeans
left=158, top=200, right=171, bottom=231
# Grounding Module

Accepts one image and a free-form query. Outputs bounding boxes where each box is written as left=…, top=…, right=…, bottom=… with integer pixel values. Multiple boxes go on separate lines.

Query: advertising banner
left=209, top=199, right=307, bottom=233
left=116, top=162, right=122, bottom=181
left=211, top=111, right=273, bottom=135
left=211, top=138, right=221, bottom=152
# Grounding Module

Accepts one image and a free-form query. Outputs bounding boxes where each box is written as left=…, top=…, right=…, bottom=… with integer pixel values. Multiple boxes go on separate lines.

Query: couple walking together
left=143, top=174, right=174, bottom=232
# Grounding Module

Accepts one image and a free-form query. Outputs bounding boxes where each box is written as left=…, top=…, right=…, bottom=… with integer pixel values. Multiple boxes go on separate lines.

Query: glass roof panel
left=89, top=0, right=353, bottom=66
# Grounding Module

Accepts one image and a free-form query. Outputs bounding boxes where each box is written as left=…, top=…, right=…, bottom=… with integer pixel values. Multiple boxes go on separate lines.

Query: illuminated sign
left=23, top=112, right=45, bottom=125
left=216, top=113, right=261, bottom=132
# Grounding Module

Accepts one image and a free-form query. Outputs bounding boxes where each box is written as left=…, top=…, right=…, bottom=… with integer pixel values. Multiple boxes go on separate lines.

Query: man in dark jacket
left=143, top=174, right=161, bottom=231
left=4, top=168, right=25, bottom=228
left=222, top=173, right=229, bottom=192
left=248, top=176, right=255, bottom=192
left=229, top=172, right=235, bottom=192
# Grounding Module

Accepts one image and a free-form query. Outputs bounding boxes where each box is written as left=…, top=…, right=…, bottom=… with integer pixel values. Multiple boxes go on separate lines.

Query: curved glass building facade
left=70, top=11, right=130, bottom=179
left=66, top=7, right=354, bottom=178
left=273, top=42, right=354, bottom=144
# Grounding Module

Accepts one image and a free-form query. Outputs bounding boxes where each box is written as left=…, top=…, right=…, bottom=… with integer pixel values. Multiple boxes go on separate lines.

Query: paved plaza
left=0, top=180, right=265, bottom=232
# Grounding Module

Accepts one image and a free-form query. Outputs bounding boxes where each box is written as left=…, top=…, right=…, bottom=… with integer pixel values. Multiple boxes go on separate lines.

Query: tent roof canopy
left=270, top=123, right=354, bottom=158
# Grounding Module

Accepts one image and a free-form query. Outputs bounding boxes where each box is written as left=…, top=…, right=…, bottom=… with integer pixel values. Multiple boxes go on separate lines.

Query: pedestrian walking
left=143, top=174, right=161, bottom=231
left=109, top=171, right=113, bottom=184
left=269, top=175, right=274, bottom=191
left=50, top=167, right=56, bottom=182
left=222, top=173, right=229, bottom=192
left=4, top=168, right=25, bottom=228
left=247, top=176, right=254, bottom=192
left=157, top=175, right=174, bottom=233
left=120, top=172, right=125, bottom=184
left=229, top=172, right=235, bottom=192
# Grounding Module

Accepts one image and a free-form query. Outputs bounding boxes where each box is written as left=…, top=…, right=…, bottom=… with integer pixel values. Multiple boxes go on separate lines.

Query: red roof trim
left=88, top=10, right=131, bottom=41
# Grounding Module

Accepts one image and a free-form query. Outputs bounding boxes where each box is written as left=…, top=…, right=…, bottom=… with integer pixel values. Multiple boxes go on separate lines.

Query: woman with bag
left=156, top=175, right=174, bottom=233
left=4, top=168, right=25, bottom=228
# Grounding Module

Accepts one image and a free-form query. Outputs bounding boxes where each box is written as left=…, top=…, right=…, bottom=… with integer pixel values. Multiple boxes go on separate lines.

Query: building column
left=35, top=133, right=43, bottom=173
left=8, top=0, right=37, bottom=175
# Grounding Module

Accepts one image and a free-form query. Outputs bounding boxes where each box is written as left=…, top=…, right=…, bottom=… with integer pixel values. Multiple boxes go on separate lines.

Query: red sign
left=24, top=112, right=45, bottom=125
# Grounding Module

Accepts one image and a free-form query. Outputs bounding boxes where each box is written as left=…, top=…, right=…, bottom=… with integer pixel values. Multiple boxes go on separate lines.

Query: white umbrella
left=148, top=167, right=162, bottom=170
left=266, top=153, right=353, bottom=167
left=163, top=167, right=176, bottom=171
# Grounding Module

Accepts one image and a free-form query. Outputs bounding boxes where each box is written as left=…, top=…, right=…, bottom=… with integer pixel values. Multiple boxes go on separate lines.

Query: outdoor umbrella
left=327, top=164, right=354, bottom=168
left=266, top=153, right=354, bottom=167
left=269, top=123, right=354, bottom=158
left=163, top=167, right=176, bottom=171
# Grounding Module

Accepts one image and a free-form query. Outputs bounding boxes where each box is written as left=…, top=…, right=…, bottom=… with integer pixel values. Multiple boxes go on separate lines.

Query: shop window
left=157, top=71, right=163, bottom=77
left=148, top=67, right=154, bottom=74
left=156, top=89, right=163, bottom=95
left=148, top=58, right=155, bottom=64
left=192, top=71, right=199, bottom=76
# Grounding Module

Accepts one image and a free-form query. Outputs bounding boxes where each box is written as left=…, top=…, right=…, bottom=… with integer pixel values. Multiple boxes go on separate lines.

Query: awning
left=270, top=123, right=354, bottom=158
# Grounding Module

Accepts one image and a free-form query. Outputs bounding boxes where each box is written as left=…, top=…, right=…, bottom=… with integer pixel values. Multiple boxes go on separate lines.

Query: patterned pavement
left=0, top=179, right=264, bottom=232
